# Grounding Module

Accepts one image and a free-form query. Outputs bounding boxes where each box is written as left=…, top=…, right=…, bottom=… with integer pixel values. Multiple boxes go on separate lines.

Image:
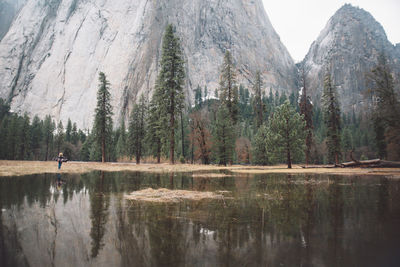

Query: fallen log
left=301, top=159, right=400, bottom=168
left=301, top=165, right=336, bottom=168
left=340, top=159, right=400, bottom=168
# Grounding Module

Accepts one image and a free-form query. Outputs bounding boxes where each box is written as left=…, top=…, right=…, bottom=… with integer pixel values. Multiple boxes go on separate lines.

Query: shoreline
left=1, top=160, right=400, bottom=177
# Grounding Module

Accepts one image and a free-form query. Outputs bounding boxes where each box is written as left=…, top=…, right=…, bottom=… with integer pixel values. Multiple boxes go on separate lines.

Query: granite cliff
left=0, top=0, right=297, bottom=128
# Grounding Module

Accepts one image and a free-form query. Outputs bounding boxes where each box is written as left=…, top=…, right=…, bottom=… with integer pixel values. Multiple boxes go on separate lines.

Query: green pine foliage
left=299, top=74, right=313, bottom=165
left=93, top=72, right=113, bottom=162
left=146, top=98, right=162, bottom=163
left=128, top=95, right=147, bottom=164
left=251, top=71, right=265, bottom=128
left=266, top=100, right=306, bottom=168
left=368, top=54, right=400, bottom=160
left=219, top=51, right=239, bottom=124
left=322, top=72, right=341, bottom=164
left=116, top=118, right=127, bottom=159
left=252, top=124, right=269, bottom=165
left=213, top=105, right=235, bottom=165
left=151, top=24, right=185, bottom=164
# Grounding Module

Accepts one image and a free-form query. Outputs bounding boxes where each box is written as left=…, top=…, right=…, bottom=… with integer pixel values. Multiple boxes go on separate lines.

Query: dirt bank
left=0, top=160, right=399, bottom=177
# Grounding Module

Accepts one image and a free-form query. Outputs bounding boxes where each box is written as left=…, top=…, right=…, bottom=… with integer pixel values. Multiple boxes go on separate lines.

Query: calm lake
left=1, top=171, right=400, bottom=267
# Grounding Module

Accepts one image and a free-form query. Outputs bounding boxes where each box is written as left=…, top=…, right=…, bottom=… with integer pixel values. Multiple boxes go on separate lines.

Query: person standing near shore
left=56, top=153, right=66, bottom=169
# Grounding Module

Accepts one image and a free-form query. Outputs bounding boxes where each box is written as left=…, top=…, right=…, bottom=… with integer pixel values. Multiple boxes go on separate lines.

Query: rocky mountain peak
left=302, top=3, right=399, bottom=112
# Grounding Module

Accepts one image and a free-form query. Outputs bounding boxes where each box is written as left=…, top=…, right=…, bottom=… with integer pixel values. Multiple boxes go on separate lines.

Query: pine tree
left=213, top=105, right=235, bottom=165
left=71, top=123, right=79, bottom=145
left=219, top=51, right=239, bottom=124
left=55, top=121, right=64, bottom=154
left=152, top=24, right=185, bottom=164
left=30, top=115, right=43, bottom=159
left=0, top=116, right=9, bottom=159
left=299, top=68, right=313, bottom=165
left=0, top=98, right=10, bottom=122
left=322, top=72, right=341, bottom=164
left=128, top=95, right=147, bottom=164
left=65, top=118, right=72, bottom=142
left=194, top=85, right=202, bottom=108
left=368, top=54, right=400, bottom=159
left=93, top=72, right=113, bottom=162
left=373, top=117, right=386, bottom=159
left=204, top=86, right=208, bottom=102
left=252, top=124, right=269, bottom=165
left=252, top=71, right=265, bottom=128
left=267, top=100, right=306, bottom=168
left=43, top=115, right=55, bottom=161
left=19, top=113, right=31, bottom=159
left=7, top=114, right=19, bottom=159
left=146, top=98, right=162, bottom=163
left=116, top=118, right=127, bottom=159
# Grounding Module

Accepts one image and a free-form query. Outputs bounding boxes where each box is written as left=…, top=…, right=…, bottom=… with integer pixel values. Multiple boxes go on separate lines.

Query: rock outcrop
left=302, top=4, right=400, bottom=113
left=0, top=0, right=297, bottom=128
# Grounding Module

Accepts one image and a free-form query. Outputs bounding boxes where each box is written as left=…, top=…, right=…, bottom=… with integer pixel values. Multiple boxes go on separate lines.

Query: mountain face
left=302, top=4, right=400, bottom=113
left=0, top=0, right=297, bottom=128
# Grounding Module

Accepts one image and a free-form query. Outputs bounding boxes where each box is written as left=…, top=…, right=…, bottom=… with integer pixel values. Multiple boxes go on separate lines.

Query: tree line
left=1, top=24, right=399, bottom=166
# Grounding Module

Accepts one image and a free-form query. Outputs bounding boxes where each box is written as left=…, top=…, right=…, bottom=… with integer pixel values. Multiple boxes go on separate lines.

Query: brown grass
left=0, top=160, right=399, bottom=177
left=125, top=188, right=226, bottom=202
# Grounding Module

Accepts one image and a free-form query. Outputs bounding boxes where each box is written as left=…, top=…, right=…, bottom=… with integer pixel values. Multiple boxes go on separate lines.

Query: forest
left=0, top=24, right=399, bottom=166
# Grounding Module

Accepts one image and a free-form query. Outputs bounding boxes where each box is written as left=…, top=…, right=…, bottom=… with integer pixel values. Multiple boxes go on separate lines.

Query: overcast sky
left=261, top=0, right=400, bottom=62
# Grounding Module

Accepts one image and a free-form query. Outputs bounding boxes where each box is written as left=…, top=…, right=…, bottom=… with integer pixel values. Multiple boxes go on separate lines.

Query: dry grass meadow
left=1, top=160, right=400, bottom=178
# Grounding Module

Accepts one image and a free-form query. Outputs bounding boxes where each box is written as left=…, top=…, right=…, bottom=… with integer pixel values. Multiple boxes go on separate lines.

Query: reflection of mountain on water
left=0, top=172, right=399, bottom=266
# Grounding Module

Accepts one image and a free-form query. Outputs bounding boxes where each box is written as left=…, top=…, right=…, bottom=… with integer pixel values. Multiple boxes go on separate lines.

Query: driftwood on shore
left=339, top=159, right=400, bottom=168
left=302, top=159, right=400, bottom=168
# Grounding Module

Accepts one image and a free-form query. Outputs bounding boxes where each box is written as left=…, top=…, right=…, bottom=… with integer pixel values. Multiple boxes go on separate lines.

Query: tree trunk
left=101, top=135, right=105, bottom=163
left=157, top=140, right=161, bottom=164
left=181, top=112, right=185, bottom=159
left=170, top=118, right=175, bottom=164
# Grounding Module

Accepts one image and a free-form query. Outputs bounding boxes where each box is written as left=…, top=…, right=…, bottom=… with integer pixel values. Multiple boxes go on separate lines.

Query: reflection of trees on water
left=89, top=171, right=110, bottom=258
left=1, top=172, right=400, bottom=266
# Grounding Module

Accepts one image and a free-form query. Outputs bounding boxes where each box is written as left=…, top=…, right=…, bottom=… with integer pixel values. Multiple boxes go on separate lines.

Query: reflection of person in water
left=56, top=152, right=68, bottom=169
left=56, top=173, right=65, bottom=190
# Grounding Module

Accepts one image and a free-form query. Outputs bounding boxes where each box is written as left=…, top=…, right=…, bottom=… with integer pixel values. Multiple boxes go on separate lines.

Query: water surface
left=1, top=171, right=400, bottom=266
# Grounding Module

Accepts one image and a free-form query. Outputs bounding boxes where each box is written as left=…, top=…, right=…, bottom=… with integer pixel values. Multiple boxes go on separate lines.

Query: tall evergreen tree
left=116, top=118, right=127, bottom=159
left=204, top=86, right=208, bottom=103
left=93, top=72, right=113, bottom=162
left=252, top=124, right=269, bottom=165
left=368, top=54, right=400, bottom=159
left=30, top=115, right=43, bottom=160
left=65, top=118, right=72, bottom=142
left=322, top=72, right=341, bottom=164
left=213, top=105, right=235, bottom=165
left=267, top=100, right=306, bottom=168
left=299, top=68, right=313, bottom=165
left=194, top=85, right=202, bottom=108
left=152, top=24, right=185, bottom=164
left=146, top=98, right=162, bottom=163
left=71, top=123, right=79, bottom=145
left=252, top=71, right=265, bottom=128
left=19, top=113, right=31, bottom=159
left=55, top=120, right=64, bottom=154
left=219, top=51, right=239, bottom=124
left=129, top=95, right=147, bottom=164
left=43, top=115, right=55, bottom=161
